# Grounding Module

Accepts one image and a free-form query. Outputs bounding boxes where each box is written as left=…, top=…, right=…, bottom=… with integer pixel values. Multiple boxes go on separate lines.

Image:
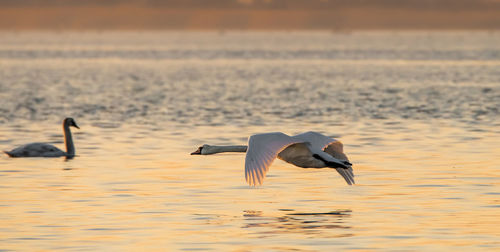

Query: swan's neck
left=203, top=145, right=247, bottom=155
left=63, top=124, right=75, bottom=157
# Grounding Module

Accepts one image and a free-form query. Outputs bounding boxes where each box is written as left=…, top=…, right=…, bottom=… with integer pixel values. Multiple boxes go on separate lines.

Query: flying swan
left=4, top=118, right=80, bottom=158
left=191, top=131, right=354, bottom=186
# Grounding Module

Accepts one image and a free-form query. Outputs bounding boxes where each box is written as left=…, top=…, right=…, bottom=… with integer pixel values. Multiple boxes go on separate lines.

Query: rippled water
left=0, top=31, right=499, bottom=251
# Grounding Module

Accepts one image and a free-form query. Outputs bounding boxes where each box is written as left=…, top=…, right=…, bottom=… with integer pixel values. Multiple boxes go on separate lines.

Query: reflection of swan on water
left=4, top=118, right=80, bottom=158
left=242, top=209, right=352, bottom=232
left=191, top=131, right=354, bottom=186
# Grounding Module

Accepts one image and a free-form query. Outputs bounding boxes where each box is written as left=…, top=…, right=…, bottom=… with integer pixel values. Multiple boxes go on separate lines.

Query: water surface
left=0, top=31, right=499, bottom=251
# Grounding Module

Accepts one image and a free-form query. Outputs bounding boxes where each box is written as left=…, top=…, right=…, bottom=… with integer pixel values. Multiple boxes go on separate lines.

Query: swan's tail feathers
left=335, top=167, right=355, bottom=185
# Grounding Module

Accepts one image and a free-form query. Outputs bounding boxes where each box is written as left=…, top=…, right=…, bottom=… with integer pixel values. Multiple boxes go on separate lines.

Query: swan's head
left=191, top=144, right=210, bottom=155
left=64, top=117, right=80, bottom=129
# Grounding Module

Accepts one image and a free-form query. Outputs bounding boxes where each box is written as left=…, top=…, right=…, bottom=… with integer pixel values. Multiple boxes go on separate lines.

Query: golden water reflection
left=0, top=120, right=499, bottom=250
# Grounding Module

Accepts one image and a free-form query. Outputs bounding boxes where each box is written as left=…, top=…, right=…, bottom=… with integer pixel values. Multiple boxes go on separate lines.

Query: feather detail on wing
left=335, top=168, right=355, bottom=185
left=324, top=140, right=354, bottom=179
left=245, top=132, right=303, bottom=186
left=293, top=131, right=336, bottom=151
left=324, top=140, right=344, bottom=156
left=346, top=166, right=354, bottom=177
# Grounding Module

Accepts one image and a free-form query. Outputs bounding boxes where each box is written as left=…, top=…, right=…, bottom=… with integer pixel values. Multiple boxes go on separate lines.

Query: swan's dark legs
left=312, top=154, right=348, bottom=169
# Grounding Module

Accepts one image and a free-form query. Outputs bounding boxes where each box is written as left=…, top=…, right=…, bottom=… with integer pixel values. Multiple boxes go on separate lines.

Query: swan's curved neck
left=203, top=145, right=247, bottom=155
left=63, top=123, right=75, bottom=157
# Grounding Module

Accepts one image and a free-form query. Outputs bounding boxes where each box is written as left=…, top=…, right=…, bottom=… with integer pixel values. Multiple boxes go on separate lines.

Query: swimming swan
left=191, top=131, right=354, bottom=186
left=4, top=118, right=80, bottom=158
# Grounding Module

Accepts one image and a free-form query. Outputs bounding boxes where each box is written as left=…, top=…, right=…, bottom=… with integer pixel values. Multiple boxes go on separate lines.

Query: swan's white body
left=4, top=118, right=79, bottom=158
left=192, top=131, right=354, bottom=186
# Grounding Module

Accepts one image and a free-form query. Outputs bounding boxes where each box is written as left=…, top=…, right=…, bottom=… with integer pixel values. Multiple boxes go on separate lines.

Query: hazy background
left=1, top=0, right=500, bottom=30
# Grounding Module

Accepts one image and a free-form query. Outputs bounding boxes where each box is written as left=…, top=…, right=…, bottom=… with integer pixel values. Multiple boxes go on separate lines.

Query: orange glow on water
left=1, top=121, right=499, bottom=250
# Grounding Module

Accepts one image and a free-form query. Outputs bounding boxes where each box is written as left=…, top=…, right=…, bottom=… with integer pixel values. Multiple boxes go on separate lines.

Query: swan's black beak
left=191, top=147, right=203, bottom=155
left=72, top=122, right=80, bottom=129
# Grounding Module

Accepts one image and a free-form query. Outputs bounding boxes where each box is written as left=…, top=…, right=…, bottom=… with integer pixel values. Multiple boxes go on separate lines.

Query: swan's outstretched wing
left=322, top=140, right=354, bottom=179
left=335, top=167, right=355, bottom=185
left=245, top=132, right=303, bottom=186
left=293, top=131, right=336, bottom=151
left=294, top=131, right=354, bottom=180
left=324, top=140, right=343, bottom=156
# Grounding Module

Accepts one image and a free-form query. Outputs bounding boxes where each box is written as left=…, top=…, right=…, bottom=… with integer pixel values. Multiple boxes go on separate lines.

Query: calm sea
left=0, top=31, right=499, bottom=251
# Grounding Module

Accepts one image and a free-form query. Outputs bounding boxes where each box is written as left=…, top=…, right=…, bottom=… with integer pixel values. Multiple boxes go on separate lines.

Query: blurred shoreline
left=1, top=1, right=500, bottom=30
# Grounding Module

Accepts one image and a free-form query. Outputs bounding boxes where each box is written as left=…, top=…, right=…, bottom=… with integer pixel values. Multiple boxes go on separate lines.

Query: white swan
left=191, top=131, right=354, bottom=186
left=4, top=118, right=80, bottom=158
